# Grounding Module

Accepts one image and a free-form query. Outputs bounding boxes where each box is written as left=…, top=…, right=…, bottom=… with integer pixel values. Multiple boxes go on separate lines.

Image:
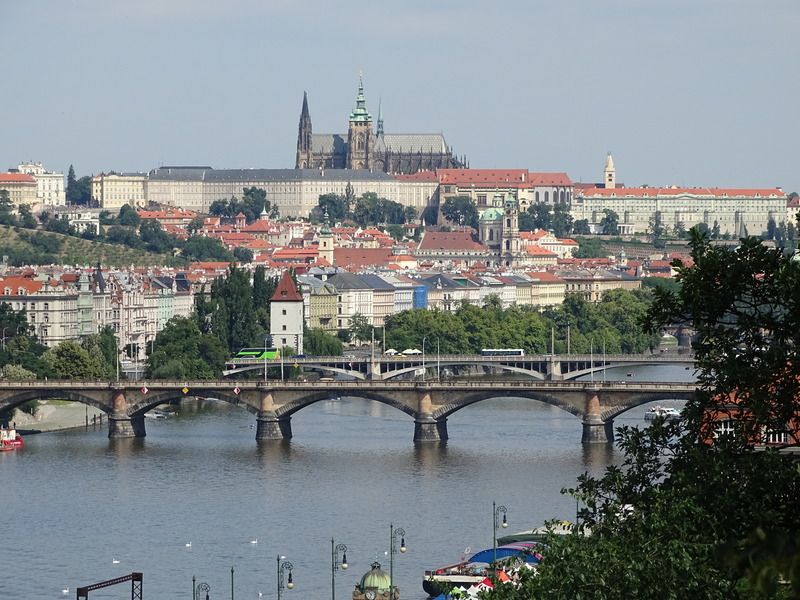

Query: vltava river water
left=1, top=365, right=692, bottom=599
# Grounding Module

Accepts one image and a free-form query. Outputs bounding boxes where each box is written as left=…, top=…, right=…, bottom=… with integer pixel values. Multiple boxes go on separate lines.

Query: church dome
left=479, top=207, right=503, bottom=222
left=358, top=561, right=391, bottom=592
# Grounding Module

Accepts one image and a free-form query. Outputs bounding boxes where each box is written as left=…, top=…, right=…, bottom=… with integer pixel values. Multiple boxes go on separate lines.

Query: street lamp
left=492, top=501, right=508, bottom=582
left=264, top=333, right=270, bottom=382
left=192, top=577, right=210, bottom=600
left=389, top=523, right=407, bottom=600
left=276, top=555, right=294, bottom=600
left=422, top=336, right=426, bottom=382
left=331, top=538, right=348, bottom=600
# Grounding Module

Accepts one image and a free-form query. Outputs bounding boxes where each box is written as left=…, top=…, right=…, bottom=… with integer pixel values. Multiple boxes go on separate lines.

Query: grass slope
left=0, top=225, right=182, bottom=267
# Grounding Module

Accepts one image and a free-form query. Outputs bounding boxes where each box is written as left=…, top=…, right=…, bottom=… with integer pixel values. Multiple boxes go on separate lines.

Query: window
left=282, top=309, right=287, bottom=315
left=282, top=325, right=287, bottom=331
left=714, top=419, right=735, bottom=438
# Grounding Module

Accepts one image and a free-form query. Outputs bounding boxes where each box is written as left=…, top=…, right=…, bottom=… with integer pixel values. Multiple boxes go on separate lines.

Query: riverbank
left=7, top=401, right=106, bottom=433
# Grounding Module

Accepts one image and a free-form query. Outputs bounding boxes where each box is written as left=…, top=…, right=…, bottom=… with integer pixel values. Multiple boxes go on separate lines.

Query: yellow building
left=0, top=173, right=38, bottom=207
left=92, top=172, right=147, bottom=210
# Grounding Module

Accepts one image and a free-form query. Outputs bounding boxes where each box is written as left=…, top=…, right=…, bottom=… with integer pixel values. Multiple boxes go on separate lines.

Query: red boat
left=0, top=426, right=24, bottom=451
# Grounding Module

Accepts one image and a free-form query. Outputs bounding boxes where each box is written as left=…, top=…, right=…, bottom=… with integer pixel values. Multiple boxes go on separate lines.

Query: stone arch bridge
left=0, top=380, right=696, bottom=444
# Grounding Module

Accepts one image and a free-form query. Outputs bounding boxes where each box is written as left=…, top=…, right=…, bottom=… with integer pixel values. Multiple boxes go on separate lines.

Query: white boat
left=644, top=406, right=681, bottom=421
left=145, top=409, right=171, bottom=419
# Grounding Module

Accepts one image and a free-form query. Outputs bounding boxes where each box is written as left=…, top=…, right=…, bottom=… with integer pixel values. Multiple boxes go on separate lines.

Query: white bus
left=480, top=348, right=525, bottom=357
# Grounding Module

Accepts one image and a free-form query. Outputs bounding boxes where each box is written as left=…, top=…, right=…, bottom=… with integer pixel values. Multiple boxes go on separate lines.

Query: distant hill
left=0, top=225, right=183, bottom=267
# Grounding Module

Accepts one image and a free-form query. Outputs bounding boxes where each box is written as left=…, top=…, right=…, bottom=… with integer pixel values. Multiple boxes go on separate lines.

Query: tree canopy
left=441, top=196, right=479, bottom=229
left=489, top=229, right=800, bottom=599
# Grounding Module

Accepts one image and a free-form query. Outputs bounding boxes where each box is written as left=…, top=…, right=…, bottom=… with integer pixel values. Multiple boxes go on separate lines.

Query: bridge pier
left=581, top=390, right=612, bottom=444
left=256, top=413, right=292, bottom=440
left=108, top=414, right=146, bottom=438
left=414, top=416, right=447, bottom=442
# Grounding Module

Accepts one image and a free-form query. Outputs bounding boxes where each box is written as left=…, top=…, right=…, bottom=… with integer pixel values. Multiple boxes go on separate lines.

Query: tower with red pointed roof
left=270, top=270, right=304, bottom=354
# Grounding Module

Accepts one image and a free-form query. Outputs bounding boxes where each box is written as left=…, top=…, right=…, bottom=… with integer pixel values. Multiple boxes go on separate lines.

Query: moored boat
left=0, top=426, right=24, bottom=451
left=423, top=542, right=541, bottom=597
left=644, top=406, right=681, bottom=421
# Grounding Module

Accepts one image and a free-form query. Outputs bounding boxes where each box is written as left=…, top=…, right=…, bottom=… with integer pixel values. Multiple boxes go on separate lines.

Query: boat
left=145, top=409, right=171, bottom=419
left=422, top=542, right=541, bottom=597
left=644, top=406, right=681, bottom=421
left=496, top=520, right=574, bottom=545
left=0, top=426, right=24, bottom=451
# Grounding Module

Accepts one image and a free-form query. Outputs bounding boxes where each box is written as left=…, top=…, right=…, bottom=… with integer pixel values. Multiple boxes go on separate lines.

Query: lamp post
left=276, top=555, right=294, bottom=600
left=1, top=326, right=7, bottom=350
left=230, top=566, right=234, bottom=600
left=422, top=336, right=426, bottom=382
left=330, top=538, right=348, bottom=600
left=193, top=578, right=210, bottom=600
left=389, top=523, right=407, bottom=600
left=492, top=501, right=508, bottom=582
left=264, top=333, right=270, bottom=382
left=436, top=336, right=440, bottom=382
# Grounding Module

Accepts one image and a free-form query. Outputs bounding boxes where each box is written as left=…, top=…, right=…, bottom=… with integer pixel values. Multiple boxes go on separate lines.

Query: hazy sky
left=3, top=0, right=798, bottom=192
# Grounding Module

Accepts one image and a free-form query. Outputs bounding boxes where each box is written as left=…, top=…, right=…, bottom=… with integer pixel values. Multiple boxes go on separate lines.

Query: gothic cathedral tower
left=346, top=77, right=373, bottom=170
left=296, top=91, right=313, bottom=169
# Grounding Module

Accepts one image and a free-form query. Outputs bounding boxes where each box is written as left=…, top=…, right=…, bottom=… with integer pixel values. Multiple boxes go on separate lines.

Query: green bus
left=233, top=347, right=280, bottom=361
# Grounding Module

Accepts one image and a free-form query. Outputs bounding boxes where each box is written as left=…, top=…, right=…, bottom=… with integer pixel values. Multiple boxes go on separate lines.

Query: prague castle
left=295, top=78, right=465, bottom=174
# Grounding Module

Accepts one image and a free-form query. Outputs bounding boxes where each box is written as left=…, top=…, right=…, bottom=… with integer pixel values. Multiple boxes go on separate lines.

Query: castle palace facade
left=295, top=79, right=466, bottom=174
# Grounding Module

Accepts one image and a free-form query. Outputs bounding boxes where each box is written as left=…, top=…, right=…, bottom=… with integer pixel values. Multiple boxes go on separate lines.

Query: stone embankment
left=7, top=401, right=105, bottom=433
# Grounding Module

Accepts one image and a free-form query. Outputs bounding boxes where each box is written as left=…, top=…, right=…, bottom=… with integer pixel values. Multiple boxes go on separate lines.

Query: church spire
left=376, top=98, right=384, bottom=136
left=296, top=91, right=313, bottom=169
left=349, top=74, right=372, bottom=123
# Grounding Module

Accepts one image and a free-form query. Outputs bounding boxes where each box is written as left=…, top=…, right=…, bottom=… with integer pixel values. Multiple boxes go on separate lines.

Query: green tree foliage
left=17, top=204, right=37, bottom=229
left=118, top=204, right=141, bottom=227
left=209, top=187, right=279, bottom=223
left=574, top=237, right=606, bottom=258
left=0, top=190, right=17, bottom=226
left=600, top=208, right=620, bottom=235
left=181, top=236, right=234, bottom=262
left=66, top=166, right=92, bottom=205
left=314, top=193, right=349, bottom=223
left=139, top=219, right=176, bottom=254
left=42, top=340, right=109, bottom=379
left=551, top=203, right=574, bottom=238
left=147, top=316, right=227, bottom=379
left=1, top=363, right=36, bottom=380
left=491, top=230, right=800, bottom=599
left=304, top=328, right=343, bottom=356
left=441, top=196, right=479, bottom=229
left=105, top=225, right=143, bottom=248
left=349, top=312, right=373, bottom=344
left=351, top=192, right=408, bottom=226
left=233, top=246, right=253, bottom=263
left=573, top=219, right=591, bottom=234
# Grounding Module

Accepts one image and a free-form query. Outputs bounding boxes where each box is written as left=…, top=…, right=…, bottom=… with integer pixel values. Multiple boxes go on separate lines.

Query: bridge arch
left=127, top=391, right=257, bottom=417
left=432, top=390, right=584, bottom=421
left=223, top=364, right=367, bottom=381
left=0, top=389, right=112, bottom=416
left=276, top=391, right=417, bottom=420
left=599, top=391, right=695, bottom=421
left=383, top=363, right=547, bottom=381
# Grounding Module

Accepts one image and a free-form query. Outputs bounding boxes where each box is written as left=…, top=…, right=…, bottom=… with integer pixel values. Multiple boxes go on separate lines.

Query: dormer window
left=18, top=288, right=25, bottom=295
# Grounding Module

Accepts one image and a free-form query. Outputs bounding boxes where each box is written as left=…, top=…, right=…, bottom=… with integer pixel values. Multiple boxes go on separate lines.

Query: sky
left=2, top=0, right=798, bottom=193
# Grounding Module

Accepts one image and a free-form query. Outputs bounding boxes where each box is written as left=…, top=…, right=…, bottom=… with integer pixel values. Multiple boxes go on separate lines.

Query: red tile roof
left=333, top=248, right=393, bottom=269
left=0, top=173, right=36, bottom=183
left=271, top=270, right=303, bottom=302
left=581, top=187, right=785, bottom=198
left=394, top=171, right=438, bottom=182
left=417, top=230, right=485, bottom=252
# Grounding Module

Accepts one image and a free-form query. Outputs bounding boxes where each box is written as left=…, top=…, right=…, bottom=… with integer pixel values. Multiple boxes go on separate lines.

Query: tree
left=315, top=193, right=349, bottom=223
left=551, top=203, right=574, bottom=238
left=181, top=236, right=234, bottom=262
left=17, top=204, right=37, bottom=229
left=66, top=166, right=91, bottom=205
left=492, top=229, right=800, bottom=599
left=42, top=341, right=109, bottom=379
left=147, top=316, right=226, bottom=379
left=118, top=204, right=140, bottom=228
left=66, top=165, right=78, bottom=204
left=187, top=215, right=205, bottom=236
left=233, top=246, right=254, bottom=263
left=348, top=312, right=372, bottom=345
left=441, top=196, right=478, bottom=229
left=385, top=224, right=405, bottom=241
left=527, top=202, right=553, bottom=231
left=304, top=328, right=343, bottom=356
left=765, top=217, right=777, bottom=241
left=0, top=190, right=17, bottom=226
left=139, top=219, right=176, bottom=254
left=600, top=208, right=620, bottom=235
left=573, top=219, right=591, bottom=234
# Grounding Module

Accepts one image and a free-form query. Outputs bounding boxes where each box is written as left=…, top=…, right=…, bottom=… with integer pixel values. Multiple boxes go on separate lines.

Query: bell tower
left=346, top=76, right=373, bottom=170
left=603, top=152, right=616, bottom=189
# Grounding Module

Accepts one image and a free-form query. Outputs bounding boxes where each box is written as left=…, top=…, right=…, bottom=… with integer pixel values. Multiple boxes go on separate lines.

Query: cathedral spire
left=295, top=91, right=313, bottom=169
left=376, top=98, right=384, bottom=136
left=349, top=74, right=372, bottom=123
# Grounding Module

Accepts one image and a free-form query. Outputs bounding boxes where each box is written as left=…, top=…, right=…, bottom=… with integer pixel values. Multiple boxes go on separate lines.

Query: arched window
left=506, top=219, right=511, bottom=228
left=560, top=190, right=565, bottom=202
left=545, top=191, right=549, bottom=203
left=357, top=135, right=364, bottom=150
left=489, top=229, right=494, bottom=241
left=535, top=191, right=540, bottom=202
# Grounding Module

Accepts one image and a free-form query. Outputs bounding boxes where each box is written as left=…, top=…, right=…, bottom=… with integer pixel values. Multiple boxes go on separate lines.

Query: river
left=0, top=364, right=692, bottom=599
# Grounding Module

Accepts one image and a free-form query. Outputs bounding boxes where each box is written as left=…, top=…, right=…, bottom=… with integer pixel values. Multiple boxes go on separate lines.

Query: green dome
left=479, top=207, right=503, bottom=222
left=359, top=562, right=391, bottom=592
